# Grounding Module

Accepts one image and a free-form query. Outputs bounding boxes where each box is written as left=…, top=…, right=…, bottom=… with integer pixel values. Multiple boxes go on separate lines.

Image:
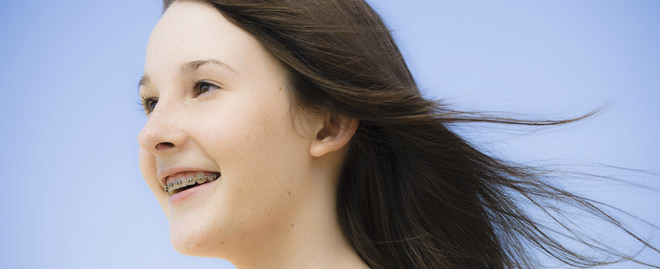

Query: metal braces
left=164, top=173, right=220, bottom=193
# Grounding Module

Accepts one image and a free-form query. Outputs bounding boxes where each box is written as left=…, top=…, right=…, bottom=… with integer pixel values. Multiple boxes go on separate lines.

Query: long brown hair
left=163, top=0, right=659, bottom=267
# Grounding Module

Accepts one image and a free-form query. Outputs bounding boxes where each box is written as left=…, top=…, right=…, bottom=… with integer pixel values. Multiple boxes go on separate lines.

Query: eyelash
left=139, top=95, right=158, bottom=114
left=139, top=80, right=221, bottom=115
left=191, top=79, right=221, bottom=97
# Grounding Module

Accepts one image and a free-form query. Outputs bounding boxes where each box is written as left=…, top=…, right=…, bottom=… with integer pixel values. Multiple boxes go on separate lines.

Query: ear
left=309, top=114, right=359, bottom=158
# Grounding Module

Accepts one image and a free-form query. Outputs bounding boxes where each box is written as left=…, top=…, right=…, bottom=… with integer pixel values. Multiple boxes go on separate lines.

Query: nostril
left=155, top=142, right=175, bottom=150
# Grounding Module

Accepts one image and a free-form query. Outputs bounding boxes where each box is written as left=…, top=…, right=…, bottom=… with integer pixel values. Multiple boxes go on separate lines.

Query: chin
left=170, top=231, right=214, bottom=257
left=169, top=222, right=223, bottom=257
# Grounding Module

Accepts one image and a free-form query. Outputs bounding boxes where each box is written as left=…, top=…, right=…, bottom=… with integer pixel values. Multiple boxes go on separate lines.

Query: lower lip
left=168, top=178, right=219, bottom=204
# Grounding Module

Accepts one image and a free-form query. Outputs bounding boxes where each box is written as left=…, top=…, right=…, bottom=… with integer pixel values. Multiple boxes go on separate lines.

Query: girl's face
left=138, top=0, right=319, bottom=257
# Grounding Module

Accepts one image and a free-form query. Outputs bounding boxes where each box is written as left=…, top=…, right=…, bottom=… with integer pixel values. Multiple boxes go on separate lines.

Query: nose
left=137, top=104, right=187, bottom=155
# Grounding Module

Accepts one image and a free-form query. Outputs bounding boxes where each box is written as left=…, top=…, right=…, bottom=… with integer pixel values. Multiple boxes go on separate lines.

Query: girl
left=138, top=0, right=659, bottom=267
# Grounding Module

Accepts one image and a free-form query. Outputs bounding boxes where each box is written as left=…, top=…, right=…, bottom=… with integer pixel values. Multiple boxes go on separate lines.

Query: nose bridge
left=137, top=97, right=187, bottom=154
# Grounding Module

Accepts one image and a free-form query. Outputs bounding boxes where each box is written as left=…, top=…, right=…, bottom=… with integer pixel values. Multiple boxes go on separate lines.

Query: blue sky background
left=1, top=1, right=658, bottom=268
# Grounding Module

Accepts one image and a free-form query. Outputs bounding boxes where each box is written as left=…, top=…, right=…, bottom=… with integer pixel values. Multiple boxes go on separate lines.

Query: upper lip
left=157, top=167, right=219, bottom=189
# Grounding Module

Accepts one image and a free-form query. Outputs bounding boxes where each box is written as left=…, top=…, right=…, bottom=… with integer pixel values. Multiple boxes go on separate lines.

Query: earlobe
left=309, top=114, right=359, bottom=157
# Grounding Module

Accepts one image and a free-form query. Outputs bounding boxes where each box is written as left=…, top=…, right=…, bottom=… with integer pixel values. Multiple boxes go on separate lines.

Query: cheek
left=139, top=149, right=169, bottom=212
left=202, top=86, right=293, bottom=161
left=199, top=91, right=309, bottom=228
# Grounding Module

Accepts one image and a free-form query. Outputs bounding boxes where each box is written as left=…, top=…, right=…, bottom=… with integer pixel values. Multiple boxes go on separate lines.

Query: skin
left=137, top=0, right=366, bottom=268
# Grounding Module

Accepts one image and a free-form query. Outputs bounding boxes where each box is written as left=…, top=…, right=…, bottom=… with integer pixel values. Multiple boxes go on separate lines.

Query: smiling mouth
left=164, top=172, right=221, bottom=194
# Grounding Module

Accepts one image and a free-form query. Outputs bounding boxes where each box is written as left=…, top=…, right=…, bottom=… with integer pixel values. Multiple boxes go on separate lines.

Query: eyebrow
left=181, top=59, right=238, bottom=74
left=138, top=59, right=238, bottom=91
left=138, top=74, right=151, bottom=91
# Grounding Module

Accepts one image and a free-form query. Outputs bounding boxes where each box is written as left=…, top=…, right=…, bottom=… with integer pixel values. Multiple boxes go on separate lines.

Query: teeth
left=196, top=173, right=205, bottom=184
left=165, top=172, right=221, bottom=194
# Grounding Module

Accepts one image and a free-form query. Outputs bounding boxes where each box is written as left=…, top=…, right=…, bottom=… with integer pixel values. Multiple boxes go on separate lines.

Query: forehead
left=144, top=0, right=277, bottom=79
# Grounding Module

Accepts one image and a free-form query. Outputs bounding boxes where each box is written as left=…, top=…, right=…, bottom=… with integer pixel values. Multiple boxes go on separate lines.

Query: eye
left=192, top=80, right=221, bottom=97
left=140, top=96, right=159, bottom=114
